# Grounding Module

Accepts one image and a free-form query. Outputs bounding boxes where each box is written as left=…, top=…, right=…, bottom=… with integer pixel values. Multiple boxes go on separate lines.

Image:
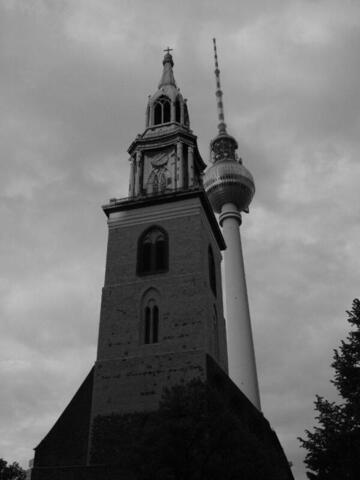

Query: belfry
left=29, top=46, right=293, bottom=480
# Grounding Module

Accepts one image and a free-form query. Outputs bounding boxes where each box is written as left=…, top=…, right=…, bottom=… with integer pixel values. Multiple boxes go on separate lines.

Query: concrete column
left=128, top=157, right=136, bottom=197
left=134, top=151, right=142, bottom=196
left=219, top=202, right=261, bottom=410
left=177, top=142, right=183, bottom=189
left=188, top=146, right=194, bottom=187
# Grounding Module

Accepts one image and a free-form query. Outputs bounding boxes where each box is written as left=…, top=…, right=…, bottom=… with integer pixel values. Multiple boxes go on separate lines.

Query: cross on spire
left=163, top=46, right=173, bottom=55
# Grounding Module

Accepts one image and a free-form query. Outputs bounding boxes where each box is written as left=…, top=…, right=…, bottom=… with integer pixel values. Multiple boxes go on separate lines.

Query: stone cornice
left=102, top=188, right=226, bottom=250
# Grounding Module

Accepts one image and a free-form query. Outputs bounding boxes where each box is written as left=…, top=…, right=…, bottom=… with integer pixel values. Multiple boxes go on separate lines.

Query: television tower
left=203, top=39, right=261, bottom=409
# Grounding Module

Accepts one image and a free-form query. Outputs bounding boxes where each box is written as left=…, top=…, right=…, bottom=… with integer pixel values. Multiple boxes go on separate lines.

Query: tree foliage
left=0, top=459, right=26, bottom=480
left=91, top=379, right=291, bottom=480
left=299, top=298, right=360, bottom=479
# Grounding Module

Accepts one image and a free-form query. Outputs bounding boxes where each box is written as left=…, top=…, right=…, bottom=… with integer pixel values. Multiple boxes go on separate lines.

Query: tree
left=0, top=459, right=26, bottom=480
left=91, top=379, right=292, bottom=480
left=299, top=298, right=360, bottom=479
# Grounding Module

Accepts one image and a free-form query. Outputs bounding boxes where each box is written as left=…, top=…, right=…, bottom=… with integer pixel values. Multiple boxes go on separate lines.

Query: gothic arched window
left=142, top=290, right=160, bottom=344
left=137, top=226, right=169, bottom=275
left=208, top=245, right=217, bottom=296
left=153, top=96, right=171, bottom=125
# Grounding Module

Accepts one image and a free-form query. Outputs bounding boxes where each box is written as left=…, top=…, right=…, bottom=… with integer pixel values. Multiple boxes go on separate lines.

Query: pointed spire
left=213, top=38, right=227, bottom=135
left=158, top=47, right=177, bottom=88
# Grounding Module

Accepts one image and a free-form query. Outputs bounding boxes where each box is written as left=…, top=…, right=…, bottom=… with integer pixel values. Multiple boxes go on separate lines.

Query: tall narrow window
left=137, top=226, right=169, bottom=275
left=145, top=306, right=151, bottom=344
left=154, top=103, right=162, bottom=125
left=153, top=96, right=171, bottom=125
left=141, top=290, right=161, bottom=345
left=142, top=239, right=152, bottom=273
left=208, top=245, right=217, bottom=296
left=153, top=305, right=159, bottom=343
left=175, top=98, right=181, bottom=123
left=163, top=101, right=170, bottom=123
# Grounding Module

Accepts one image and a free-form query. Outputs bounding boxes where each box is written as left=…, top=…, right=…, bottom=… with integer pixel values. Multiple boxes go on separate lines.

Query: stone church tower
left=91, top=48, right=228, bottom=420
left=29, top=49, right=294, bottom=480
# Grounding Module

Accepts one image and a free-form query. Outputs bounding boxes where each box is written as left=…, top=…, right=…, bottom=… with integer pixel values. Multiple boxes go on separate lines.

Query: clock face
left=148, top=148, right=174, bottom=168
left=143, top=148, right=175, bottom=194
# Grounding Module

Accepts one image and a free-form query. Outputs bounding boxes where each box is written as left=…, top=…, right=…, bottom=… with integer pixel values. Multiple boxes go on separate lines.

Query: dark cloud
left=1, top=1, right=359, bottom=479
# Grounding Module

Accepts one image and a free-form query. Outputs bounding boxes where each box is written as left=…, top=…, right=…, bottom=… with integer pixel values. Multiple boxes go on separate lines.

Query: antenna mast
left=213, top=38, right=227, bottom=135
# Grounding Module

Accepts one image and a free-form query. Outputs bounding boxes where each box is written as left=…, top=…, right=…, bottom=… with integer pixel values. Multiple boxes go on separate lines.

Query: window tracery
left=153, top=96, right=171, bottom=125
left=141, top=289, right=160, bottom=344
left=137, top=226, right=169, bottom=275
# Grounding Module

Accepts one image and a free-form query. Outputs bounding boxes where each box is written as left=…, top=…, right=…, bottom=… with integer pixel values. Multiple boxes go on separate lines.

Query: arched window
left=137, top=226, right=169, bottom=275
left=208, top=245, right=217, bottom=296
left=142, top=289, right=160, bottom=344
left=153, top=96, right=171, bottom=125
left=144, top=301, right=159, bottom=344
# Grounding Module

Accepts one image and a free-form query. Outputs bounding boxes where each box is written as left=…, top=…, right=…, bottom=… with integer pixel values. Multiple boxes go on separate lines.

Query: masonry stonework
left=90, top=194, right=228, bottom=423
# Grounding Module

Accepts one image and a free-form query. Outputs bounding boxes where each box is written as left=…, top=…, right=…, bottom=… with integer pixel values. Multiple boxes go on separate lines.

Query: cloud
left=1, top=1, right=359, bottom=479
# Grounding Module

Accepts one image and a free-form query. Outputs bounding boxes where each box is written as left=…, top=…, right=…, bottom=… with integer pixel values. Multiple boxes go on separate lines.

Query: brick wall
left=91, top=195, right=228, bottom=420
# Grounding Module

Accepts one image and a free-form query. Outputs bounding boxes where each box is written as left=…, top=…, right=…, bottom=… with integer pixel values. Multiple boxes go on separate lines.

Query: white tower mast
left=203, top=39, right=261, bottom=409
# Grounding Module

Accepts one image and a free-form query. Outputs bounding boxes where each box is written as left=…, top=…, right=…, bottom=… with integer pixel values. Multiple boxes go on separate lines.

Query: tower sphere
left=203, top=157, right=255, bottom=214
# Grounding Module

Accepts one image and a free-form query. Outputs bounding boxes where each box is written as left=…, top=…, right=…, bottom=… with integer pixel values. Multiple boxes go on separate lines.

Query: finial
left=213, top=38, right=227, bottom=135
left=158, top=46, right=176, bottom=87
left=162, top=46, right=174, bottom=67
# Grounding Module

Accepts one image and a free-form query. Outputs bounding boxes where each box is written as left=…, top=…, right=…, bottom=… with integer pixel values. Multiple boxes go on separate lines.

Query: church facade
left=29, top=50, right=294, bottom=480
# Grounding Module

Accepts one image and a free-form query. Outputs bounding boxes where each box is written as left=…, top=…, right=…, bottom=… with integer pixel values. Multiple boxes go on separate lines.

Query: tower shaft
left=204, top=39, right=260, bottom=409
left=219, top=203, right=260, bottom=409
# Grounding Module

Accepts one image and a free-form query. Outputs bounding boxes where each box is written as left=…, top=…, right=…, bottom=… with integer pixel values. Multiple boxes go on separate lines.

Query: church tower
left=90, top=48, right=228, bottom=421
left=30, top=47, right=294, bottom=480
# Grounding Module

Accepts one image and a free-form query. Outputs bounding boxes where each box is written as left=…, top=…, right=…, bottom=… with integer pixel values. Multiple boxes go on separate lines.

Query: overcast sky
left=1, top=1, right=360, bottom=478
